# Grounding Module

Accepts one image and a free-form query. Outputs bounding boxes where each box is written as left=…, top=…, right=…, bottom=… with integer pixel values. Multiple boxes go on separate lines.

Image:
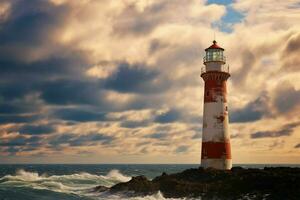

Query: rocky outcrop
left=96, top=167, right=300, bottom=199
left=110, top=175, right=158, bottom=195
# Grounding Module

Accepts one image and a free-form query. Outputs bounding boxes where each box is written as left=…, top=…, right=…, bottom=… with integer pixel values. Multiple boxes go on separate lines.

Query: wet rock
left=161, top=172, right=167, bottom=176
left=99, top=167, right=300, bottom=199
left=92, top=185, right=109, bottom=192
left=110, top=175, right=158, bottom=195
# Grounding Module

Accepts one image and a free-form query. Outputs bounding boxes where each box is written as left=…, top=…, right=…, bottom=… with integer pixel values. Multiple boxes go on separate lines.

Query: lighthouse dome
left=205, top=40, right=224, bottom=51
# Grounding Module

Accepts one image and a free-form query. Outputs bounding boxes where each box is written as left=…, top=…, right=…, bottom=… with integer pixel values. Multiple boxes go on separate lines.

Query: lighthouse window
left=225, top=106, right=228, bottom=111
left=205, top=48, right=225, bottom=62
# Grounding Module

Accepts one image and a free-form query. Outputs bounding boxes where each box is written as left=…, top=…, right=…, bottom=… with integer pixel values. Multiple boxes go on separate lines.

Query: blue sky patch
left=207, top=0, right=244, bottom=33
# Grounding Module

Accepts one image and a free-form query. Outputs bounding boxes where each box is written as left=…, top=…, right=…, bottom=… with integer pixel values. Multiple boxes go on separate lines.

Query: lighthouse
left=200, top=40, right=232, bottom=170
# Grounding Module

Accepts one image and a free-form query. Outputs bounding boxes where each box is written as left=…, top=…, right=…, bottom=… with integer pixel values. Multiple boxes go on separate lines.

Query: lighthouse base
left=201, top=159, right=232, bottom=170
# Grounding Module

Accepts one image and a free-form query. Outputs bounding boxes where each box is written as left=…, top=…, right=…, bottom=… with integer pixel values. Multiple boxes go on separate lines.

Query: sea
left=0, top=164, right=299, bottom=200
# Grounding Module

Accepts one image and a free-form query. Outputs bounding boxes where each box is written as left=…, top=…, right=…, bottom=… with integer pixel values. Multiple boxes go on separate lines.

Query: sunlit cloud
left=0, top=0, right=300, bottom=164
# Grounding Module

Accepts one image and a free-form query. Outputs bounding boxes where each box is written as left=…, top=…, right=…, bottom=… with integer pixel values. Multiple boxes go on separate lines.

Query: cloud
left=0, top=103, right=37, bottom=115
left=251, top=121, right=300, bottom=139
left=112, top=2, right=164, bottom=36
left=104, top=62, right=164, bottom=94
left=0, top=0, right=66, bottom=40
left=0, top=0, right=90, bottom=106
left=120, top=107, right=200, bottom=128
left=154, top=109, right=181, bottom=124
left=112, top=0, right=225, bottom=36
left=283, top=33, right=300, bottom=54
left=40, top=80, right=103, bottom=106
left=0, top=53, right=87, bottom=81
left=19, top=124, right=55, bottom=135
left=4, top=147, right=20, bottom=155
left=120, top=120, right=151, bottom=128
left=273, top=82, right=300, bottom=114
left=53, top=108, right=107, bottom=122
left=0, top=135, right=43, bottom=155
left=231, top=49, right=255, bottom=85
left=230, top=91, right=270, bottom=123
left=70, top=134, right=115, bottom=146
left=0, top=135, right=42, bottom=147
left=280, top=33, right=300, bottom=72
left=49, top=133, right=115, bottom=147
left=0, top=115, right=41, bottom=125
left=146, top=133, right=168, bottom=139
left=148, top=39, right=169, bottom=55
left=0, top=80, right=34, bottom=101
left=0, top=0, right=70, bottom=62
left=251, top=129, right=291, bottom=139
left=268, top=140, right=285, bottom=150
left=48, top=134, right=73, bottom=147
left=175, top=145, right=189, bottom=153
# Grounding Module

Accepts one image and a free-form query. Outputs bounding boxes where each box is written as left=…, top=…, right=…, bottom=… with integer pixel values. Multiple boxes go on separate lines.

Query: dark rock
left=110, top=175, right=158, bottom=195
left=96, top=167, right=300, bottom=199
left=161, top=172, right=167, bottom=176
left=231, top=166, right=244, bottom=171
left=92, top=185, right=109, bottom=192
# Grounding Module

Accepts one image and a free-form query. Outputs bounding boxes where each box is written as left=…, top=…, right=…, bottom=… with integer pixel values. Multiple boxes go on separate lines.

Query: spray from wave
left=0, top=169, right=130, bottom=195
left=0, top=169, right=184, bottom=200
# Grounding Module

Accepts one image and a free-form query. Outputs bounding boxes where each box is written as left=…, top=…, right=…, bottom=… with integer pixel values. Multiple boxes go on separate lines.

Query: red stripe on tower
left=201, top=141, right=231, bottom=159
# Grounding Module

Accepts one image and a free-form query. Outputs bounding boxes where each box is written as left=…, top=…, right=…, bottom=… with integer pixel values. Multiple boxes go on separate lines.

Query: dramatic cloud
left=230, top=92, right=270, bottom=123
left=251, top=129, right=291, bottom=139
left=49, top=133, right=115, bottom=147
left=41, top=80, right=102, bottom=105
left=146, top=132, right=168, bottom=139
left=0, top=135, right=43, bottom=155
left=0, top=103, right=38, bottom=115
left=251, top=121, right=300, bottom=139
left=53, top=108, right=107, bottom=122
left=120, top=119, right=151, bottom=128
left=104, top=62, right=163, bottom=94
left=273, top=82, right=300, bottom=114
left=154, top=109, right=181, bottom=124
left=0, top=0, right=300, bottom=164
left=0, top=115, right=41, bottom=125
left=281, top=33, right=300, bottom=72
left=175, top=145, right=189, bottom=153
left=19, top=124, right=56, bottom=135
left=0, top=135, right=42, bottom=147
left=231, top=49, right=255, bottom=85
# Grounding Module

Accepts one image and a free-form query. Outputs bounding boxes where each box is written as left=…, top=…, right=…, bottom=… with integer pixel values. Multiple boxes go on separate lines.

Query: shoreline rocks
left=95, top=167, right=300, bottom=199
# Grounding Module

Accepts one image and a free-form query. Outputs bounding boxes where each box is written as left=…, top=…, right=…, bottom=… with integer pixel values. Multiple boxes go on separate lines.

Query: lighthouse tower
left=201, top=40, right=232, bottom=170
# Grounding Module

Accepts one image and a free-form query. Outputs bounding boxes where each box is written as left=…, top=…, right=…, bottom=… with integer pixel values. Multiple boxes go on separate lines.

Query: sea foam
left=0, top=169, right=129, bottom=193
left=0, top=169, right=185, bottom=199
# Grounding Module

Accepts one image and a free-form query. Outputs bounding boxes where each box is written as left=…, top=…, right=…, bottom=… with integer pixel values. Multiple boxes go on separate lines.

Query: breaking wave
left=0, top=169, right=184, bottom=200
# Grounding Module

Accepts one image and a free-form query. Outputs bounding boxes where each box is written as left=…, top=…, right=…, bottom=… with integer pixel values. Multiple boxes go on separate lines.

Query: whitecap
left=0, top=170, right=191, bottom=199
left=106, top=169, right=131, bottom=182
left=0, top=169, right=131, bottom=196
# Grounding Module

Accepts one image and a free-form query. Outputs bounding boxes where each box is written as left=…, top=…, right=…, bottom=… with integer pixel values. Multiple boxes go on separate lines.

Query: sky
left=0, top=0, right=300, bottom=164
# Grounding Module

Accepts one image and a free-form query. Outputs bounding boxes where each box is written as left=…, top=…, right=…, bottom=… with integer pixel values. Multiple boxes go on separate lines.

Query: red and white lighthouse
left=200, top=40, right=232, bottom=170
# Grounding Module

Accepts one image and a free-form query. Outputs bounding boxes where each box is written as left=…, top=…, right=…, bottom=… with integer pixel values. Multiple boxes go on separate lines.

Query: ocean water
left=0, top=164, right=299, bottom=200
